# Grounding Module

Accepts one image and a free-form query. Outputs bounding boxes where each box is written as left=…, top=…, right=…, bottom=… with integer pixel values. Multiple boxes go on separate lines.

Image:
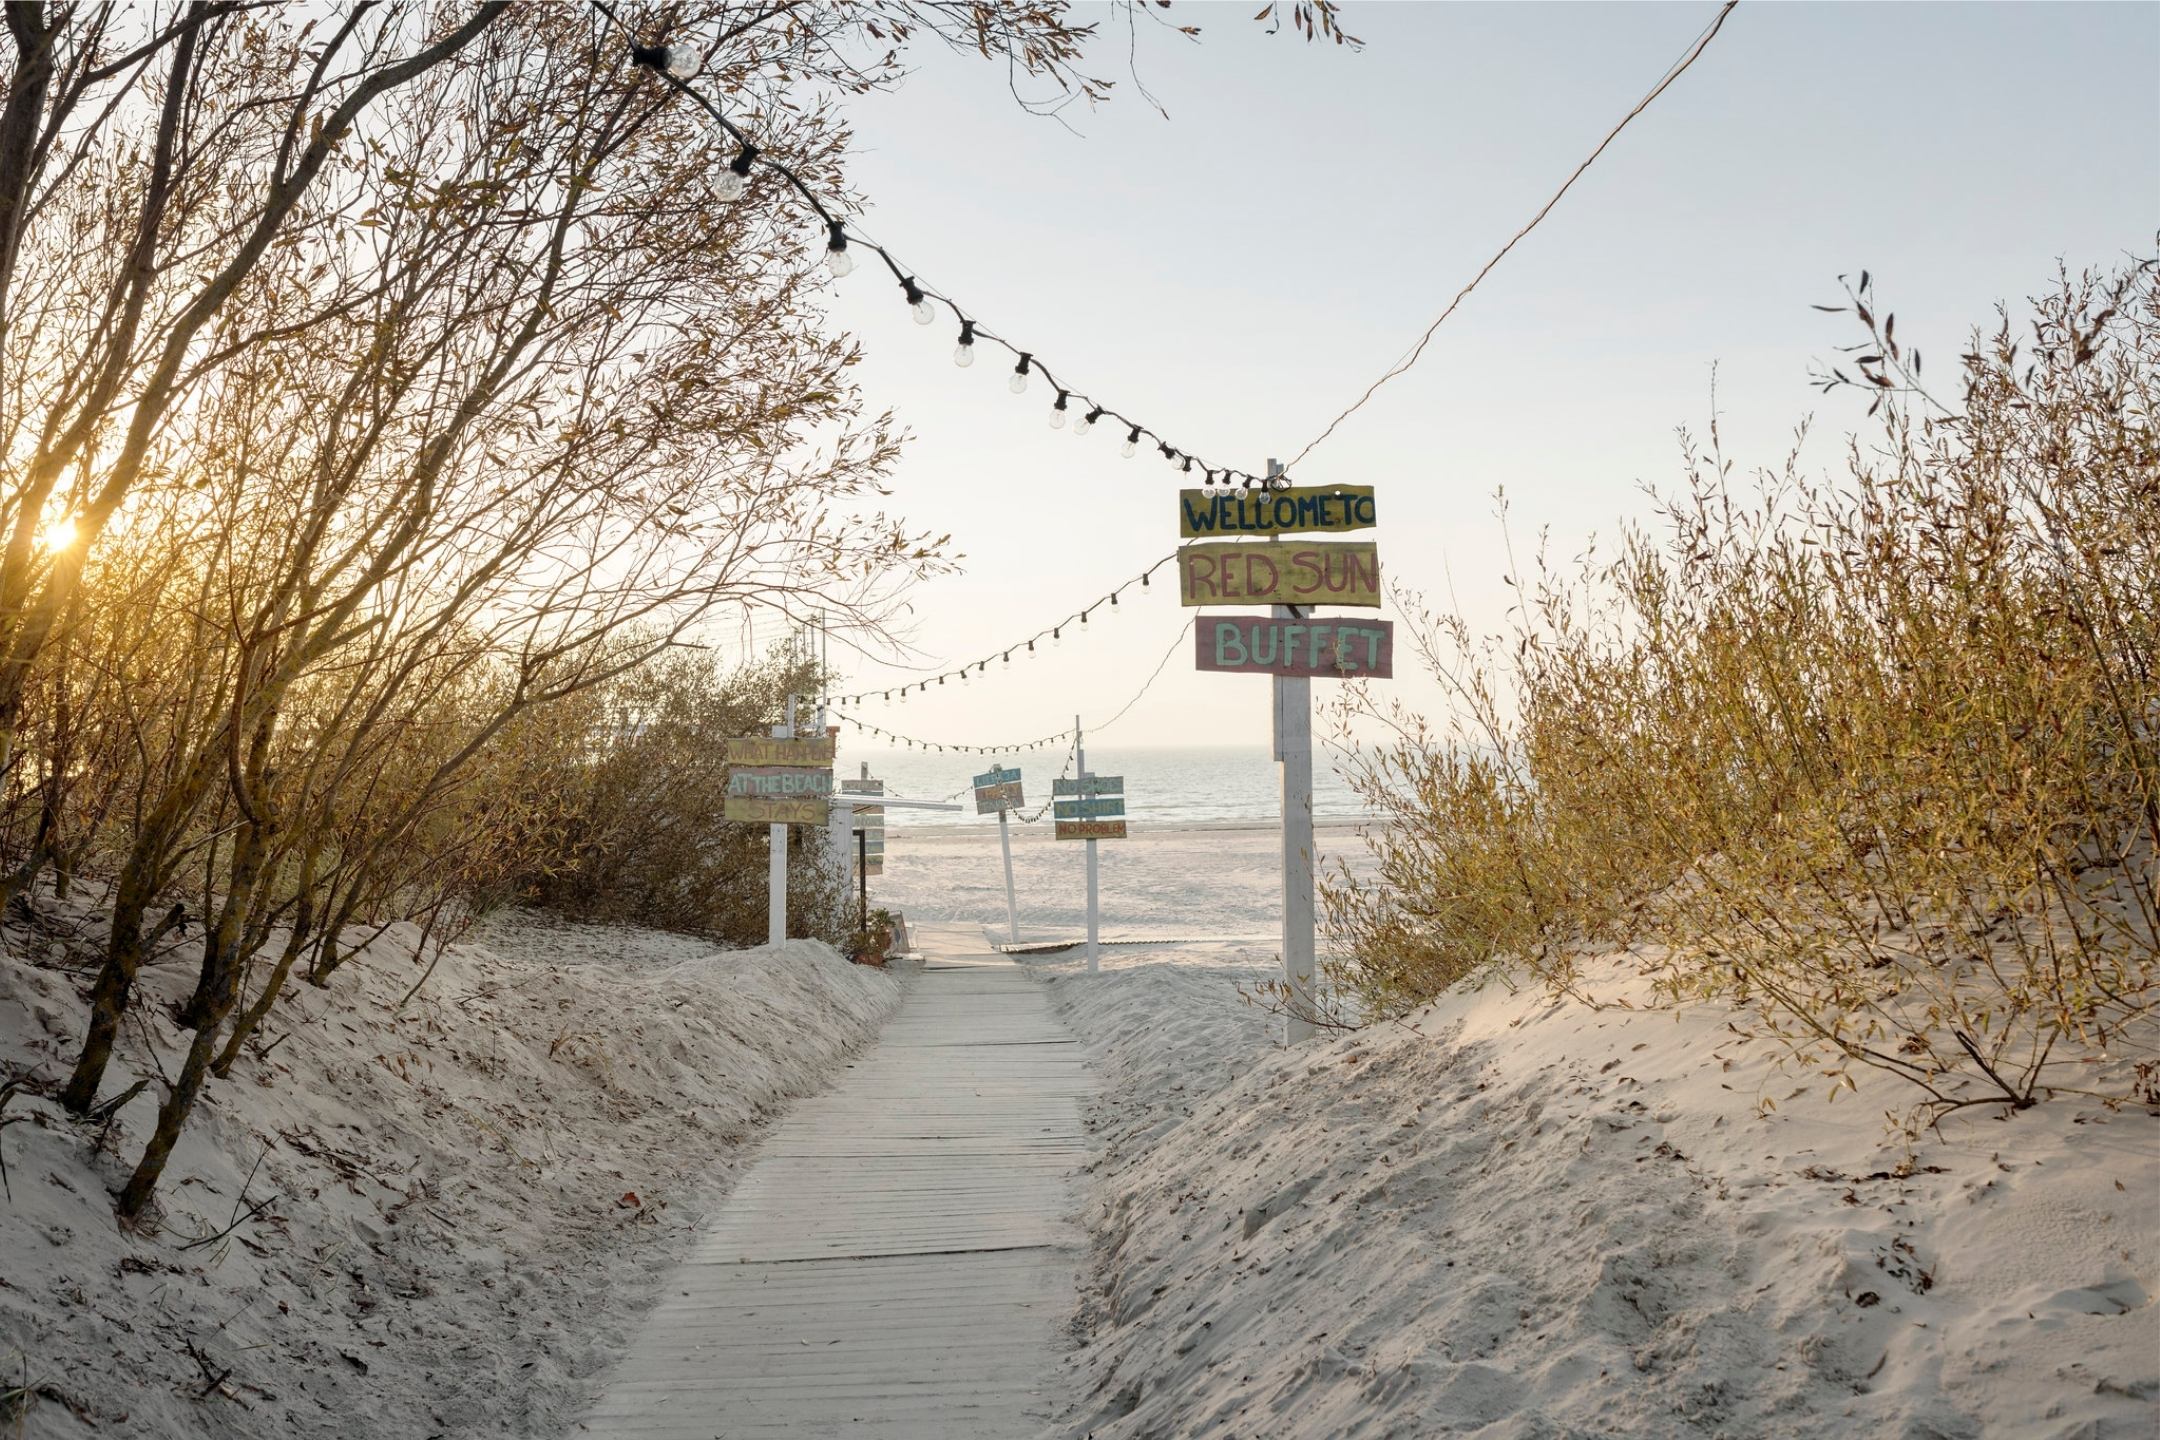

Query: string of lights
left=870, top=731, right=1082, bottom=815
left=591, top=1, right=1287, bottom=492
left=827, top=616, right=1194, bottom=762
left=828, top=708, right=1076, bottom=757
left=817, top=553, right=1179, bottom=708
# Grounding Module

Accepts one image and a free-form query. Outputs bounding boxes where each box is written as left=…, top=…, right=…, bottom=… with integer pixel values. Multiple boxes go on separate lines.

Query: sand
left=1027, top=940, right=2160, bottom=1438
left=0, top=905, right=898, bottom=1438
left=5, top=818, right=2154, bottom=1439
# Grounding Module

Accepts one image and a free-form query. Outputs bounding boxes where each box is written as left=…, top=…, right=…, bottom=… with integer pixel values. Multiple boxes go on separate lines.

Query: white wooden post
left=997, top=804, right=1020, bottom=944
left=1076, top=714, right=1098, bottom=973
left=821, top=708, right=849, bottom=899
left=1269, top=458, right=1318, bottom=1042
left=767, top=697, right=792, bottom=947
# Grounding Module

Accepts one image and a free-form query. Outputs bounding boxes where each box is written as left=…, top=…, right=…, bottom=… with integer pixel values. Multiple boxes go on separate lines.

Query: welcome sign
left=1177, top=485, right=1376, bottom=539
left=1176, top=540, right=1381, bottom=608
left=1196, top=615, right=1394, bottom=679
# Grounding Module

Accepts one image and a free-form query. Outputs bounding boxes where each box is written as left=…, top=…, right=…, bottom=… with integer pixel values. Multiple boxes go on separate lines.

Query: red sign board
left=1194, top=616, right=1393, bottom=679
left=1176, top=541, right=1381, bottom=608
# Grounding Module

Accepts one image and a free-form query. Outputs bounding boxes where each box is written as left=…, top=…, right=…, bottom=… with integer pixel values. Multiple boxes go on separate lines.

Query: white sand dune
left=0, top=909, right=898, bottom=1438
left=5, top=822, right=2154, bottom=1439
left=1032, top=944, right=2160, bottom=1439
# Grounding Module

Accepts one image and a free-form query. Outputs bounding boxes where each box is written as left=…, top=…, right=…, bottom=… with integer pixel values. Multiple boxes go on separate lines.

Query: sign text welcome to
left=1177, top=485, right=1375, bottom=539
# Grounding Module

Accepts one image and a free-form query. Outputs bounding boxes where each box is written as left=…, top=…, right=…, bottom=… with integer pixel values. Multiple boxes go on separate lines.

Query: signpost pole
left=767, top=696, right=793, bottom=947
left=1076, top=714, right=1098, bottom=974
left=1268, top=460, right=1318, bottom=1043
left=998, top=805, right=1020, bottom=944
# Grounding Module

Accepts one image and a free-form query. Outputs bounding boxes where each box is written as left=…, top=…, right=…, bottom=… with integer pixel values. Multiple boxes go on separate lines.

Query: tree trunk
left=118, top=768, right=272, bottom=1215
left=57, top=863, right=154, bottom=1113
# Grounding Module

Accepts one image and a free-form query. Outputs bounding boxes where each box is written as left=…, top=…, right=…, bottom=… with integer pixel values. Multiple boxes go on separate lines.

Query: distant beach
left=834, top=742, right=1373, bottom=829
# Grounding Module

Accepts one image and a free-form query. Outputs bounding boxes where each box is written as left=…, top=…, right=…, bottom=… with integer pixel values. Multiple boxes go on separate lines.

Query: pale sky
left=797, top=1, right=2156, bottom=753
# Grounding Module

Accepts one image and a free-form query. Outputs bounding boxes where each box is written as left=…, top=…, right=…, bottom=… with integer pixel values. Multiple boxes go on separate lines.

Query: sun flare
left=37, top=515, right=78, bottom=552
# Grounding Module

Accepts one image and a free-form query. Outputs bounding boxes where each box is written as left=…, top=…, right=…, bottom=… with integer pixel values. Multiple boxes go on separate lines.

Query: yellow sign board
left=1176, top=540, right=1381, bottom=608
left=725, top=735, right=836, bottom=767
left=1177, top=486, right=1376, bottom=539
left=724, top=794, right=826, bottom=825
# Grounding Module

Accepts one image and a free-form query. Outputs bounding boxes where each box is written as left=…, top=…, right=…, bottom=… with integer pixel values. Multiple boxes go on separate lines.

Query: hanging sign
left=725, top=735, right=836, bottom=767
left=1195, top=615, right=1394, bottom=679
left=972, top=765, right=1024, bottom=815
left=1054, top=774, right=1127, bottom=840
left=1177, top=486, right=1376, bottom=539
left=1177, top=540, right=1381, bottom=608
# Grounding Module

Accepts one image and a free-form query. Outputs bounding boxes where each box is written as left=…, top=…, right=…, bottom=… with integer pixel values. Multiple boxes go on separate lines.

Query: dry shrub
left=499, top=647, right=853, bottom=949
left=1326, top=260, right=2159, bottom=1111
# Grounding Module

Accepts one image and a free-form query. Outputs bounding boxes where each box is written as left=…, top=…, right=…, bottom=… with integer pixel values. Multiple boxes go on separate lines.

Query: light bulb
left=1121, top=435, right=1138, bottom=459
left=903, top=276, right=934, bottom=325
left=823, top=220, right=852, bottom=276
left=1072, top=414, right=1090, bottom=435
left=954, top=341, right=974, bottom=367
left=1049, top=399, right=1067, bottom=430
left=1008, top=370, right=1028, bottom=395
left=715, top=142, right=755, bottom=202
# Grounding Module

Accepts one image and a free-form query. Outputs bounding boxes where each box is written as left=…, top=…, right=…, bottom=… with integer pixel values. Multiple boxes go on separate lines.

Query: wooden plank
left=727, top=766, right=834, bottom=797
left=1177, top=484, right=1376, bottom=538
left=974, top=780, right=1024, bottom=814
left=723, top=794, right=824, bottom=824
left=725, top=734, right=837, bottom=767
left=1050, top=775, right=1123, bottom=797
left=1052, top=797, right=1125, bottom=820
left=1194, top=614, right=1395, bottom=678
left=1176, top=539, right=1382, bottom=607
left=580, top=928, right=1092, bottom=1440
left=970, top=765, right=1021, bottom=790
left=1054, top=818, right=1127, bottom=840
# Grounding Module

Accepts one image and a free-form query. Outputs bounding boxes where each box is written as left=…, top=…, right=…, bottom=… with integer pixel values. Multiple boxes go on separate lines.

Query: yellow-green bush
left=1326, top=260, right=2158, bottom=1111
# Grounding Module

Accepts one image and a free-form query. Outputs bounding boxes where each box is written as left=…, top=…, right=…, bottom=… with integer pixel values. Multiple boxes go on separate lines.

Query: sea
left=830, top=743, right=1371, bottom=830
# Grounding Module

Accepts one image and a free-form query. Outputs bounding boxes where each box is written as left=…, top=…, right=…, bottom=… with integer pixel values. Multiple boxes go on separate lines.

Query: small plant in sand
left=1326, top=258, right=2158, bottom=1115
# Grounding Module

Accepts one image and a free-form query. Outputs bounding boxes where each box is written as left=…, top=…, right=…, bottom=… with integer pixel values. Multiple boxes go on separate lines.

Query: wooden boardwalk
left=579, top=924, right=1092, bottom=1438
